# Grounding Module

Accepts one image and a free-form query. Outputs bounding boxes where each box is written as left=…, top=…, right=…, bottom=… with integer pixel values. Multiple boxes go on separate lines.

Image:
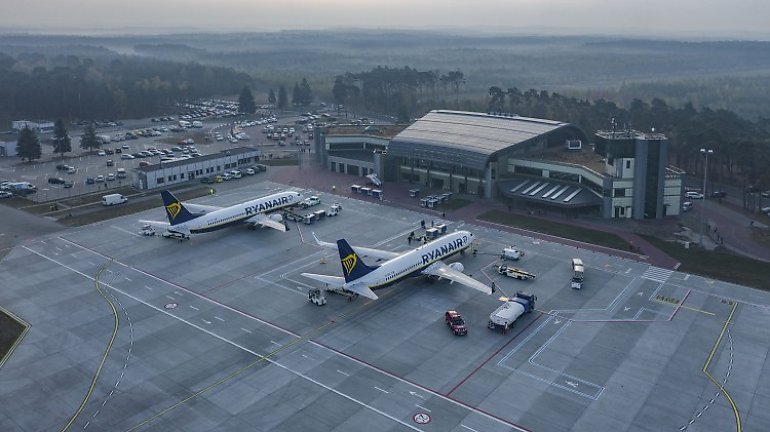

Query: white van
left=116, top=168, right=127, bottom=179
left=229, top=169, right=242, bottom=179
left=102, top=193, right=127, bottom=206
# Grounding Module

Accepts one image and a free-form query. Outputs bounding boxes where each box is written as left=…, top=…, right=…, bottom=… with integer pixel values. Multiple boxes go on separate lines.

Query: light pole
left=699, top=148, right=714, bottom=247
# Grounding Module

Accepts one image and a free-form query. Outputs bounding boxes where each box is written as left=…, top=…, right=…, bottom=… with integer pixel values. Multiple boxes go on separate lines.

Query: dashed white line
left=124, top=277, right=132, bottom=282
left=214, top=316, right=225, bottom=322
left=241, top=328, right=252, bottom=334
left=337, top=370, right=350, bottom=377
left=374, top=386, right=389, bottom=394
left=202, top=319, right=212, bottom=325
left=165, top=295, right=175, bottom=300
left=461, top=425, right=479, bottom=432
left=189, top=305, right=199, bottom=311
left=270, top=340, right=281, bottom=346
left=415, top=404, right=431, bottom=413
left=144, top=285, right=153, bottom=291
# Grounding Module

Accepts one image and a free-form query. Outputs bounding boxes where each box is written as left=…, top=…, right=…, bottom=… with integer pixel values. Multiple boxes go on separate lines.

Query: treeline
left=332, top=66, right=466, bottom=121
left=330, top=64, right=770, bottom=188
left=0, top=52, right=252, bottom=124
left=483, top=87, right=770, bottom=188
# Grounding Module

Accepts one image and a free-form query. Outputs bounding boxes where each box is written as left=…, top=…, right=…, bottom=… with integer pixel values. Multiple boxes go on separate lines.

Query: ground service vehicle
left=488, top=292, right=537, bottom=332
left=300, top=195, right=321, bottom=209
left=501, top=247, right=525, bottom=260
left=497, top=265, right=536, bottom=280
left=445, top=310, right=468, bottom=336
left=101, top=193, right=127, bottom=206
left=571, top=258, right=584, bottom=290
left=327, top=203, right=342, bottom=216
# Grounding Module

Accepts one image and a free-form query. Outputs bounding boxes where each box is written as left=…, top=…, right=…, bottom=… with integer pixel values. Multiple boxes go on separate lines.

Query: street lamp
left=699, top=148, right=714, bottom=247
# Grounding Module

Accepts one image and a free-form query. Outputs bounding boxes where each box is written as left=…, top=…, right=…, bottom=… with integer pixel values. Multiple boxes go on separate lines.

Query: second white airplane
left=141, top=189, right=302, bottom=239
left=302, top=230, right=494, bottom=300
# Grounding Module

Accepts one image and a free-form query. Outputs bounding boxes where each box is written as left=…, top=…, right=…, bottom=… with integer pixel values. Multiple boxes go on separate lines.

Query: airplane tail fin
left=337, top=239, right=378, bottom=283
left=160, top=190, right=197, bottom=226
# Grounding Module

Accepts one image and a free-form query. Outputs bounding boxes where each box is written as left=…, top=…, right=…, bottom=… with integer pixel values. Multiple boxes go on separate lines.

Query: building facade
left=132, top=147, right=261, bottom=190
left=318, top=111, right=683, bottom=219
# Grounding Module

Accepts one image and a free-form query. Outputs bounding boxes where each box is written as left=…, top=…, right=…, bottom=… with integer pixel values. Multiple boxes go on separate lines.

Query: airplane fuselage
left=170, top=191, right=301, bottom=234
left=353, top=231, right=473, bottom=290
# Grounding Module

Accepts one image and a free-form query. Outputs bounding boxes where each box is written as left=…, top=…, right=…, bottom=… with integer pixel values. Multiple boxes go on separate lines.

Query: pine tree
left=238, top=86, right=256, bottom=114
left=16, top=126, right=41, bottom=163
left=291, top=82, right=300, bottom=106
left=268, top=89, right=276, bottom=105
left=53, top=119, right=72, bottom=157
left=299, top=77, right=313, bottom=106
left=277, top=86, right=288, bottom=109
left=79, top=123, right=100, bottom=152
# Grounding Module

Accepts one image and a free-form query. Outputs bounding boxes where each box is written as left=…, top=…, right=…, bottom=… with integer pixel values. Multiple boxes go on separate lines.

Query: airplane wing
left=301, top=273, right=345, bottom=286
left=311, top=232, right=400, bottom=261
left=138, top=219, right=170, bottom=229
left=344, top=282, right=378, bottom=300
left=183, top=203, right=222, bottom=214
left=421, top=262, right=493, bottom=295
left=300, top=273, right=378, bottom=300
left=247, top=213, right=288, bottom=232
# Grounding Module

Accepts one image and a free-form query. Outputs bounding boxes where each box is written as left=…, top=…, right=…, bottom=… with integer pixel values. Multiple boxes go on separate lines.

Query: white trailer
left=501, top=246, right=525, bottom=261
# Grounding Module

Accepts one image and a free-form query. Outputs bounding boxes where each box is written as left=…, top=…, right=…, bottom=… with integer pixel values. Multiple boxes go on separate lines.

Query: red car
left=445, top=310, right=468, bottom=336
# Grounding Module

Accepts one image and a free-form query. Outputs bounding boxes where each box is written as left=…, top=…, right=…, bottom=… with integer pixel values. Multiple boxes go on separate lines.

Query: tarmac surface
left=2, top=181, right=770, bottom=431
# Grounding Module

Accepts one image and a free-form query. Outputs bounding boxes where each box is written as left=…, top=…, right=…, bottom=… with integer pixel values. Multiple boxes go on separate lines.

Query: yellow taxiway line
left=702, top=301, right=741, bottom=432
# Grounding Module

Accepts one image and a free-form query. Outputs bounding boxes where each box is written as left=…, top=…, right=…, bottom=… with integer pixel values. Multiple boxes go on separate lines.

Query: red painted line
left=310, top=338, right=533, bottom=432
left=58, top=236, right=301, bottom=338
left=669, top=289, right=691, bottom=321
left=447, top=312, right=544, bottom=396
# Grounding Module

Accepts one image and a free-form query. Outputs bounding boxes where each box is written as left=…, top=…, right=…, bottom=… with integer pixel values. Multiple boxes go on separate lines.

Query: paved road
left=269, top=161, right=687, bottom=269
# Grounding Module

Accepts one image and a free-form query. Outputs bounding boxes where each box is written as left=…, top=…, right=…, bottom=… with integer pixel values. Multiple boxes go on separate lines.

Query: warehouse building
left=318, top=110, right=683, bottom=219
left=131, top=147, right=261, bottom=190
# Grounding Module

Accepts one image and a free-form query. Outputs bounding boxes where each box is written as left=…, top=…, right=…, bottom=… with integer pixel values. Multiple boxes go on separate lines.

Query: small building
left=0, top=140, right=17, bottom=157
left=131, top=147, right=261, bottom=190
left=12, top=120, right=54, bottom=133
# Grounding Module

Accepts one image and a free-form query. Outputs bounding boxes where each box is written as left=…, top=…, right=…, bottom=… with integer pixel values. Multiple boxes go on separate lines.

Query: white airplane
left=302, top=230, right=493, bottom=300
left=141, top=190, right=302, bottom=239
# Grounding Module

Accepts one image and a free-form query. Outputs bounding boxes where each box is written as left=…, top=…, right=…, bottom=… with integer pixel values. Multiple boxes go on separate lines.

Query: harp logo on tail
left=166, top=202, right=182, bottom=220
left=341, top=253, right=357, bottom=275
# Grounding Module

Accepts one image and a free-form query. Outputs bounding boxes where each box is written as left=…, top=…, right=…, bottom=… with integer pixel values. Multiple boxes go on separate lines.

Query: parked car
left=106, top=159, right=114, bottom=166
left=121, top=154, right=135, bottom=160
left=86, top=177, right=95, bottom=184
left=48, top=177, right=66, bottom=185
left=107, top=173, right=116, bottom=181
left=0, top=191, right=13, bottom=199
left=711, top=191, right=727, bottom=198
left=682, top=201, right=693, bottom=212
left=685, top=191, right=704, bottom=199
left=761, top=191, right=770, bottom=198
left=95, top=175, right=105, bottom=182
left=97, top=150, right=106, bottom=156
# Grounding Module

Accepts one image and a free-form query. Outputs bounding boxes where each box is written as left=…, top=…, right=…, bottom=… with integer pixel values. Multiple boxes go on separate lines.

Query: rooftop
left=325, top=124, right=407, bottom=138
left=136, top=147, right=260, bottom=172
left=595, top=129, right=668, bottom=141
left=389, top=110, right=586, bottom=171
left=521, top=148, right=607, bottom=175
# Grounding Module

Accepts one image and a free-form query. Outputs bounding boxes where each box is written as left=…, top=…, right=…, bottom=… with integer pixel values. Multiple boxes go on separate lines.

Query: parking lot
left=0, top=111, right=319, bottom=202
left=1, top=181, right=769, bottom=431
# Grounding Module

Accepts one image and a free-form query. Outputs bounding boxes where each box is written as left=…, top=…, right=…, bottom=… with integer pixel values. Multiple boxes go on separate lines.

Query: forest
left=2, top=31, right=770, bottom=188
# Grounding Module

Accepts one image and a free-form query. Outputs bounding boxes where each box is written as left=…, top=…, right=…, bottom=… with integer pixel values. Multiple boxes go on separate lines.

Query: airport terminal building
left=318, top=110, right=683, bottom=219
left=131, top=147, right=261, bottom=190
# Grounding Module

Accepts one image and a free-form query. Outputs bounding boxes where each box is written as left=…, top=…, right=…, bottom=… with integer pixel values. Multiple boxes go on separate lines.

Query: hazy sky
left=1, top=0, right=769, bottom=38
